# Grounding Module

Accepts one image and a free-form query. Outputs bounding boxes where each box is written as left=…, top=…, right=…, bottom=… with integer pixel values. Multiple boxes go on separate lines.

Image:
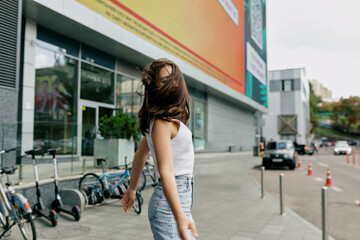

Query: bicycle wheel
left=79, top=173, right=105, bottom=196
left=0, top=212, right=9, bottom=229
left=133, top=192, right=142, bottom=214
left=18, top=211, right=36, bottom=240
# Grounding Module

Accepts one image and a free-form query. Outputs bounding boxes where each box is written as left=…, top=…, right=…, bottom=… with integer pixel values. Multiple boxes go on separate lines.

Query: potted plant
left=94, top=110, right=139, bottom=168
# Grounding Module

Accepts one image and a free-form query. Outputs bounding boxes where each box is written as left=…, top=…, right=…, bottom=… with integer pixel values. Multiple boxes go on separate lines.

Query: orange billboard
left=76, top=0, right=245, bottom=94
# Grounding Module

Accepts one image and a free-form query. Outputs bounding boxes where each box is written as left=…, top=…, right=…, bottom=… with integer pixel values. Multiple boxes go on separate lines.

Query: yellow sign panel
left=76, top=0, right=245, bottom=94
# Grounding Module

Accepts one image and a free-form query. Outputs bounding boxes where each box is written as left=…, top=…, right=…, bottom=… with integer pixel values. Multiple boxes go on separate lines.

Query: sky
left=267, top=0, right=360, bottom=99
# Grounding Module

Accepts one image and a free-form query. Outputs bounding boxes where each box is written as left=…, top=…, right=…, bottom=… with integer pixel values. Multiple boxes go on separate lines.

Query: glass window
left=266, top=142, right=277, bottom=150
left=277, top=142, right=287, bottom=149
left=192, top=100, right=205, bottom=150
left=34, top=47, right=78, bottom=154
left=37, top=25, right=79, bottom=57
left=80, top=63, right=114, bottom=104
left=82, top=44, right=115, bottom=69
left=282, top=79, right=294, bottom=91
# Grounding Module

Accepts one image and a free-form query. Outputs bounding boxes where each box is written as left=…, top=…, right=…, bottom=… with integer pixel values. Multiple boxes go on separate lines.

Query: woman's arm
left=128, top=136, right=150, bottom=190
left=152, top=119, right=198, bottom=240
left=121, top=136, right=149, bottom=212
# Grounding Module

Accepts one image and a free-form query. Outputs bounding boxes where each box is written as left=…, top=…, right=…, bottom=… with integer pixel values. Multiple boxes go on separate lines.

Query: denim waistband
left=175, top=175, right=193, bottom=185
left=157, top=175, right=194, bottom=185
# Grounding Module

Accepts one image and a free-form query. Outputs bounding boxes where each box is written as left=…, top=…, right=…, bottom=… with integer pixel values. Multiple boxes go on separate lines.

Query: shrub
left=98, top=110, right=139, bottom=141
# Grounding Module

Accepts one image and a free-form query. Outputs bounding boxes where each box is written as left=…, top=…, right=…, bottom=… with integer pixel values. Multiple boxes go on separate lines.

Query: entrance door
left=81, top=106, right=96, bottom=156
left=79, top=103, right=114, bottom=156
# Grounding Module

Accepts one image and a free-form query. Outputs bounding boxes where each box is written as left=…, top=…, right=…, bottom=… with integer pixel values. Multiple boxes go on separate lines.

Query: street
left=252, top=147, right=360, bottom=240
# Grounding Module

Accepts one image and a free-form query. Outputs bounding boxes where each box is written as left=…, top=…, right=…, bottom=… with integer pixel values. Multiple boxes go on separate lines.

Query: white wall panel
left=207, top=95, right=254, bottom=151
left=62, top=0, right=96, bottom=30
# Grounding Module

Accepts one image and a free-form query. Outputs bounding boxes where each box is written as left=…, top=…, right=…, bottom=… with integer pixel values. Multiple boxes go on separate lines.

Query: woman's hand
left=176, top=215, right=198, bottom=240
left=121, top=188, right=137, bottom=212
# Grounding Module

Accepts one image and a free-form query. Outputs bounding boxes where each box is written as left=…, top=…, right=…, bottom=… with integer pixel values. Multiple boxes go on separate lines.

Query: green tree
left=309, top=83, right=321, bottom=132
left=331, top=96, right=360, bottom=133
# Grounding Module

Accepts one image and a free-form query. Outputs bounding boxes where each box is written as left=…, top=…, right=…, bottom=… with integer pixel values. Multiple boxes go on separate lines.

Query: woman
left=121, top=59, right=198, bottom=240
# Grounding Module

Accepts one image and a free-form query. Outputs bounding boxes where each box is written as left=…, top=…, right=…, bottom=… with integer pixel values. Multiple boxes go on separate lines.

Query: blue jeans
left=148, top=176, right=195, bottom=240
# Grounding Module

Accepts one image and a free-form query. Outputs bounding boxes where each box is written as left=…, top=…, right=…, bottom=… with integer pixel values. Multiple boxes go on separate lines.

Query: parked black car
left=293, top=142, right=315, bottom=155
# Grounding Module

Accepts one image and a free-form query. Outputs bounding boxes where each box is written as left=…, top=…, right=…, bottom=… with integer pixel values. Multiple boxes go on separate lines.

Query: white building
left=310, top=79, right=332, bottom=99
left=263, top=68, right=310, bottom=144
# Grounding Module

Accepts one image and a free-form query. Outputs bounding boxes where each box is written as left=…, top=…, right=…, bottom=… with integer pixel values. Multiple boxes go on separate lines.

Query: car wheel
left=262, top=160, right=270, bottom=169
left=288, top=160, right=296, bottom=170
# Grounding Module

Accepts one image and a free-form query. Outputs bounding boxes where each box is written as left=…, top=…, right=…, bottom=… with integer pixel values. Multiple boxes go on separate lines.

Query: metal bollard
left=279, top=173, right=284, bottom=215
left=261, top=166, right=265, bottom=198
left=82, top=158, right=86, bottom=174
left=19, top=163, right=23, bottom=182
left=322, top=187, right=328, bottom=240
left=17, top=156, right=24, bottom=185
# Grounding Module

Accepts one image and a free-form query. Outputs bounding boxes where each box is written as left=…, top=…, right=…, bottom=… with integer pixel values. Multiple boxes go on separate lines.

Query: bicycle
left=78, top=157, right=142, bottom=214
left=0, top=148, right=37, bottom=239
left=137, top=157, right=158, bottom=192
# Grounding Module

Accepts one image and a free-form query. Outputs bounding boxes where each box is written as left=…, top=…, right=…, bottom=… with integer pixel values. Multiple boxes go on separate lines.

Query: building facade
left=263, top=68, right=310, bottom=145
left=310, top=79, right=332, bottom=99
left=0, top=0, right=268, bottom=162
left=0, top=1, right=22, bottom=166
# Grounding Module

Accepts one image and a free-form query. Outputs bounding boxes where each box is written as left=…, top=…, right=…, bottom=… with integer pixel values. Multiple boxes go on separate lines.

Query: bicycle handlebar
left=44, top=148, right=62, bottom=157
left=5, top=148, right=16, bottom=153
left=0, top=147, right=16, bottom=155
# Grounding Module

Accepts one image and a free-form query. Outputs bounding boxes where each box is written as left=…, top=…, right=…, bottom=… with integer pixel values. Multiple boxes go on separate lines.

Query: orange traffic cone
left=325, top=168, right=333, bottom=186
left=307, top=162, right=313, bottom=176
left=297, top=158, right=302, bottom=168
left=346, top=153, right=350, bottom=164
left=353, top=148, right=356, bottom=166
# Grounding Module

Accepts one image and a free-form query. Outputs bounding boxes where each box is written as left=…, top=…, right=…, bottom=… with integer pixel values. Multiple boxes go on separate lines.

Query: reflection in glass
left=81, top=63, right=114, bottom=104
left=34, top=47, right=78, bottom=154
left=37, top=25, right=79, bottom=57
left=193, top=100, right=205, bottom=150
left=82, top=106, right=96, bottom=156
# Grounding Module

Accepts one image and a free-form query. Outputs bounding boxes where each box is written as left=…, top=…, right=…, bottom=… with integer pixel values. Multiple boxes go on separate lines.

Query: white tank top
left=146, top=119, right=194, bottom=179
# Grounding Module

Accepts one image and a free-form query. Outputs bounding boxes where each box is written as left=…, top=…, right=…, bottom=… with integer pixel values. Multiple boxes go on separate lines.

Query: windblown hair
left=137, top=59, right=190, bottom=135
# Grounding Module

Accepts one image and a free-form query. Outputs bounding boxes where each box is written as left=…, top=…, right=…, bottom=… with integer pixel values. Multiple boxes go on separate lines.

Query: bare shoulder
left=153, top=119, right=172, bottom=133
left=152, top=119, right=178, bottom=138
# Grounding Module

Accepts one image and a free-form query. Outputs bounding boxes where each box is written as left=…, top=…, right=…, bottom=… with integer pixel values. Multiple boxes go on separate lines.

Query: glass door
left=81, top=106, right=96, bottom=156
left=193, top=100, right=205, bottom=150
left=79, top=102, right=114, bottom=156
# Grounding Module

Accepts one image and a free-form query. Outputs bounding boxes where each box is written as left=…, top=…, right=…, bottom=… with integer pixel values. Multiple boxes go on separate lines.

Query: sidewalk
left=5, top=152, right=333, bottom=240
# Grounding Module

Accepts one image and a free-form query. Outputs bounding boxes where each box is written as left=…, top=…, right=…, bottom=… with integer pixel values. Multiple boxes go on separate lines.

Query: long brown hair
left=137, top=59, right=190, bottom=135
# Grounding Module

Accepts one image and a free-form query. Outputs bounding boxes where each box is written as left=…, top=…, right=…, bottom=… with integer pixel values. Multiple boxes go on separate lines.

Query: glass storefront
left=34, top=26, right=143, bottom=156
left=34, top=46, right=78, bottom=154
left=33, top=26, right=209, bottom=157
